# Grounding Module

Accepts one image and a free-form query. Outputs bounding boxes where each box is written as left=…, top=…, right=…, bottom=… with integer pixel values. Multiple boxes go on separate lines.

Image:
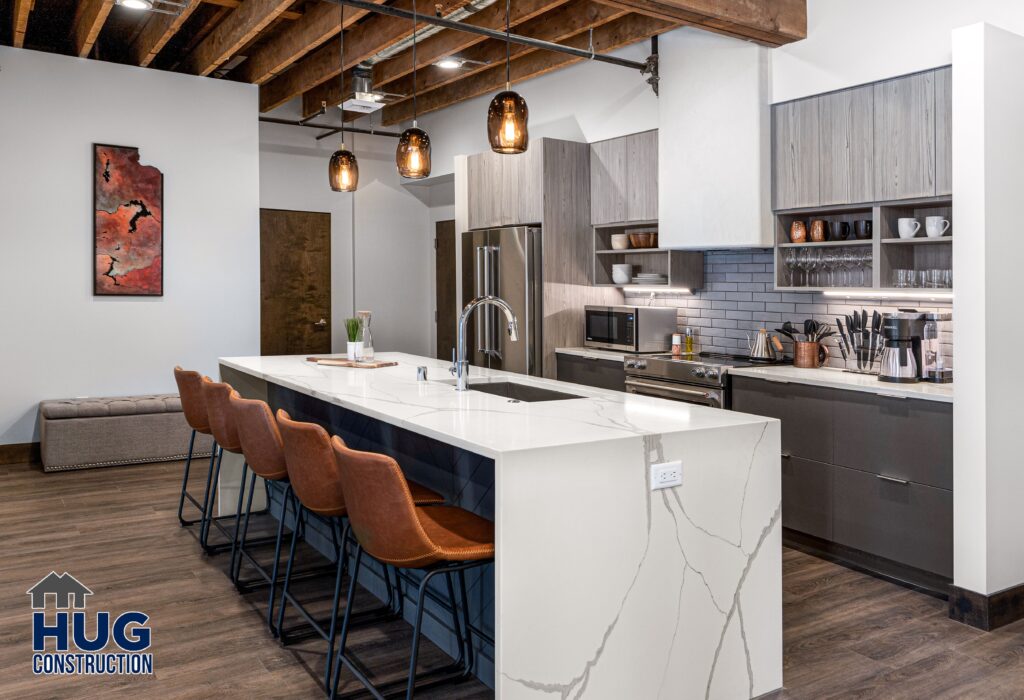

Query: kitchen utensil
left=747, top=328, right=777, bottom=361
left=789, top=221, right=807, bottom=243
left=771, top=335, right=784, bottom=353
left=897, top=218, right=921, bottom=239
left=810, top=219, right=828, bottom=242
left=925, top=216, right=951, bottom=238
left=854, top=220, right=873, bottom=240
left=612, top=264, right=632, bottom=285
left=836, top=317, right=852, bottom=355
left=793, top=341, right=830, bottom=368
left=774, top=327, right=797, bottom=342
left=610, top=233, right=630, bottom=250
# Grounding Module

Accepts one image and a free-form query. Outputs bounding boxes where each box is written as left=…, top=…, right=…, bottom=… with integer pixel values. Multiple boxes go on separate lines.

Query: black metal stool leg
left=444, top=572, right=466, bottom=672
left=323, top=519, right=350, bottom=692
left=267, top=483, right=292, bottom=635
left=230, top=466, right=258, bottom=584
left=456, top=569, right=475, bottom=677
left=406, top=569, right=443, bottom=700
left=228, top=462, right=250, bottom=579
left=330, top=544, right=366, bottom=700
left=177, top=429, right=198, bottom=526
left=275, top=495, right=303, bottom=637
left=199, top=446, right=223, bottom=551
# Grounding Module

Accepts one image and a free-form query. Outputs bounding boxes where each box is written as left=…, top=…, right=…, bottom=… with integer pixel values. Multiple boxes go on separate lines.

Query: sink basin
left=460, top=380, right=583, bottom=403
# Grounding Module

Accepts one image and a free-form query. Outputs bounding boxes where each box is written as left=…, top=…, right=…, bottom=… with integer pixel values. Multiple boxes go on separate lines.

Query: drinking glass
left=840, top=249, right=857, bottom=287
left=943, top=269, right=953, bottom=288
left=783, top=248, right=799, bottom=286
left=797, top=248, right=813, bottom=286
left=859, top=248, right=873, bottom=287
left=822, top=250, right=838, bottom=287
left=916, top=270, right=927, bottom=288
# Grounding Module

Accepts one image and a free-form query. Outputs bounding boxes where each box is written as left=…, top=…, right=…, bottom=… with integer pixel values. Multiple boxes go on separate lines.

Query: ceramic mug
left=854, top=220, right=873, bottom=240
left=925, top=216, right=951, bottom=238
left=810, top=219, right=828, bottom=242
left=897, top=218, right=921, bottom=239
left=834, top=221, right=851, bottom=240
left=789, top=220, right=807, bottom=243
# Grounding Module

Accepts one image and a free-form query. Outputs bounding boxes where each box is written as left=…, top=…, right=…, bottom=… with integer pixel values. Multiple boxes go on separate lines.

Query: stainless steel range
left=624, top=353, right=787, bottom=409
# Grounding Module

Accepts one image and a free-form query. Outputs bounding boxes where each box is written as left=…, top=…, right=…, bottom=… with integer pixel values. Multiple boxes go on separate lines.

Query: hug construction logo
left=27, top=572, right=154, bottom=676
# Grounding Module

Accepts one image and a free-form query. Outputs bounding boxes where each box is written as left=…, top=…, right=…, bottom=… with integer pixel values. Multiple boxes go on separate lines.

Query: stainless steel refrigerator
left=465, top=226, right=543, bottom=376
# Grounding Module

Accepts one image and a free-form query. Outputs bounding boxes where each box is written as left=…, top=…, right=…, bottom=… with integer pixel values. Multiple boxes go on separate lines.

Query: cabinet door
left=819, top=86, right=874, bottom=205
left=590, top=138, right=627, bottom=225
left=833, top=465, right=953, bottom=577
left=833, top=392, right=952, bottom=490
left=934, top=66, right=952, bottom=196
left=873, top=71, right=936, bottom=200
left=467, top=154, right=496, bottom=229
left=555, top=354, right=625, bottom=391
left=626, top=130, right=658, bottom=221
left=772, top=97, right=820, bottom=210
left=731, top=377, right=834, bottom=463
left=782, top=456, right=834, bottom=539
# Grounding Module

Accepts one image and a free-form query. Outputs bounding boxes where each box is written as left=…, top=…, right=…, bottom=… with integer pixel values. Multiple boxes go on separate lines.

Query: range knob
left=692, top=367, right=706, bottom=378
left=706, top=369, right=719, bottom=380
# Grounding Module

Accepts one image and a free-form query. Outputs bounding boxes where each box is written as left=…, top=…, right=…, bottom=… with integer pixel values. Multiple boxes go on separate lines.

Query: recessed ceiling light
left=117, top=0, right=153, bottom=8
left=435, top=58, right=464, bottom=70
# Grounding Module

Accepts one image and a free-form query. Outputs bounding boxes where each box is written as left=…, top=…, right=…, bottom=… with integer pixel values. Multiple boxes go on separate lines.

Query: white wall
left=259, top=102, right=434, bottom=357
left=773, top=0, right=1024, bottom=101
left=952, top=22, right=1024, bottom=596
left=0, top=46, right=260, bottom=445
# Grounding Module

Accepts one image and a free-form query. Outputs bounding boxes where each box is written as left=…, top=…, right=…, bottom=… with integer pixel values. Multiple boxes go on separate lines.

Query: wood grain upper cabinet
left=772, top=97, right=820, bottom=210
left=626, top=130, right=658, bottom=221
left=589, top=131, right=657, bottom=225
left=466, top=149, right=542, bottom=229
left=818, top=85, right=874, bottom=205
left=873, top=71, right=937, bottom=200
left=934, top=66, right=952, bottom=196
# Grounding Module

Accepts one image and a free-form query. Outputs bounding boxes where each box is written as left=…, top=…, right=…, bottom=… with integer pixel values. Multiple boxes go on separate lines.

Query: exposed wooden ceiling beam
left=359, top=0, right=625, bottom=120
left=131, top=0, right=203, bottom=67
left=259, top=0, right=468, bottom=113
left=371, top=0, right=569, bottom=89
left=13, top=0, right=33, bottom=48
left=181, top=0, right=296, bottom=76
left=204, top=0, right=302, bottom=20
left=71, top=0, right=114, bottom=58
left=236, top=1, right=384, bottom=85
left=593, top=0, right=805, bottom=46
left=380, top=13, right=675, bottom=125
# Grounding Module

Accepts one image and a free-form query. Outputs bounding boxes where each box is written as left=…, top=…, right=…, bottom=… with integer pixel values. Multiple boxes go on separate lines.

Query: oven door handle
left=625, top=378, right=722, bottom=407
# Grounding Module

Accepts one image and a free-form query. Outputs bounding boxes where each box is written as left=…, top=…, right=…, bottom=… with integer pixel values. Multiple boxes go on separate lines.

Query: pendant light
left=329, top=14, right=358, bottom=192
left=487, top=0, right=528, bottom=154
left=396, top=0, right=431, bottom=179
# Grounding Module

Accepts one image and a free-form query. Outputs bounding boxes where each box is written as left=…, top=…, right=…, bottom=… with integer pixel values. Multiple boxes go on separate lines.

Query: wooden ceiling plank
left=13, top=0, right=32, bottom=48
left=593, top=0, right=804, bottom=46
left=259, top=0, right=468, bottom=113
left=380, top=13, right=676, bottom=125
left=367, top=0, right=626, bottom=121
left=71, top=0, right=114, bottom=58
left=182, top=0, right=297, bottom=76
left=131, top=0, right=203, bottom=67
left=203, top=0, right=301, bottom=20
left=371, top=0, right=569, bottom=89
left=237, top=1, right=385, bottom=85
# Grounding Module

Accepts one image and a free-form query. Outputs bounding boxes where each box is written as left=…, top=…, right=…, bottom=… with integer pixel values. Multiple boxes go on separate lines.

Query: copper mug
left=809, top=219, right=829, bottom=242
left=793, top=341, right=830, bottom=369
left=789, top=221, right=807, bottom=243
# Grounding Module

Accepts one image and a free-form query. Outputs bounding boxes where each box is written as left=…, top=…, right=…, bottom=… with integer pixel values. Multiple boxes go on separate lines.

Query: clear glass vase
left=357, top=311, right=374, bottom=361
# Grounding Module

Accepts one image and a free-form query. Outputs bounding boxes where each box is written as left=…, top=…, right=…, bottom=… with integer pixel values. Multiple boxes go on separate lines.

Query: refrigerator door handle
left=488, top=245, right=502, bottom=361
left=475, top=245, right=487, bottom=355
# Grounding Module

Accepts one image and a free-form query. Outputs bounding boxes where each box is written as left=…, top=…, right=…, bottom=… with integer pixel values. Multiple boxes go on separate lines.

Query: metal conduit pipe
left=364, top=0, right=498, bottom=65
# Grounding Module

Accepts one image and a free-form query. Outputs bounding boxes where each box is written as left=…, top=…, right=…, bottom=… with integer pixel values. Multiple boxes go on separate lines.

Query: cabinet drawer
left=782, top=456, right=833, bottom=540
left=833, top=465, right=952, bottom=577
left=555, top=354, right=625, bottom=392
left=833, top=392, right=952, bottom=489
left=731, top=377, right=834, bottom=463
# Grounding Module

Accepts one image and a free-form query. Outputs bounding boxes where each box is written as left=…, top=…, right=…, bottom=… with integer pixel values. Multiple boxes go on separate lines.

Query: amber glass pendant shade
left=396, top=126, right=431, bottom=179
left=329, top=147, right=359, bottom=192
left=487, top=89, right=528, bottom=154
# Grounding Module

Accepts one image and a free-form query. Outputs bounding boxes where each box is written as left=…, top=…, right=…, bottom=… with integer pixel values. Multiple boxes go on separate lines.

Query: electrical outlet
left=650, top=461, right=683, bottom=490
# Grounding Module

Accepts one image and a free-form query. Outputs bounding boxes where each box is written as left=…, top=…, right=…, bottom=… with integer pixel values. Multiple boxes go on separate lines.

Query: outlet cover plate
left=650, top=460, right=683, bottom=490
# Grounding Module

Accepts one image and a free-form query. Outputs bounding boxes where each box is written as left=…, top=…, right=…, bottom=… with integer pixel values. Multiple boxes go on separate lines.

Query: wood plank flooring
left=2, top=461, right=1024, bottom=698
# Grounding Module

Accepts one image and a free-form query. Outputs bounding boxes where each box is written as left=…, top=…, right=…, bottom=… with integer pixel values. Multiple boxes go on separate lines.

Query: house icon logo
left=26, top=572, right=93, bottom=610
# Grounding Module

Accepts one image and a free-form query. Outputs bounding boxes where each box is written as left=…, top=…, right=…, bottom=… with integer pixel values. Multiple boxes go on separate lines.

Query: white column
left=952, top=22, right=1024, bottom=595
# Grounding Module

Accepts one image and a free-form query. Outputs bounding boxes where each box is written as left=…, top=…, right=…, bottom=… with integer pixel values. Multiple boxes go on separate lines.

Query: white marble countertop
left=730, top=365, right=954, bottom=403
left=220, top=352, right=773, bottom=458
left=555, top=346, right=660, bottom=362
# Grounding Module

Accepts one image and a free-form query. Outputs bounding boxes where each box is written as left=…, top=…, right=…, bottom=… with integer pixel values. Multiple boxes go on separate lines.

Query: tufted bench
left=39, top=394, right=215, bottom=472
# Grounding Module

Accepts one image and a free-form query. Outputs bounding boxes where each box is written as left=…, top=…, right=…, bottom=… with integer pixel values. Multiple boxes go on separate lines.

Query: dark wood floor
left=3, top=461, right=1024, bottom=698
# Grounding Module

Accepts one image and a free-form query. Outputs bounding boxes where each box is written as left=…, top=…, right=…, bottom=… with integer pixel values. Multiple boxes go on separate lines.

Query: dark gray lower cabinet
left=555, top=353, right=625, bottom=391
left=732, top=376, right=833, bottom=464
left=833, top=465, right=953, bottom=577
left=782, top=455, right=833, bottom=540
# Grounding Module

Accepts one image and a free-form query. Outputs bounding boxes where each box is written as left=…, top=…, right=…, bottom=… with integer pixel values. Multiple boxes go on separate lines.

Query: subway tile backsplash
left=624, top=249, right=953, bottom=369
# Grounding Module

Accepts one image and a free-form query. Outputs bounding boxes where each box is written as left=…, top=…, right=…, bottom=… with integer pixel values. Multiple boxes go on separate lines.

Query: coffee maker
left=878, top=310, right=953, bottom=383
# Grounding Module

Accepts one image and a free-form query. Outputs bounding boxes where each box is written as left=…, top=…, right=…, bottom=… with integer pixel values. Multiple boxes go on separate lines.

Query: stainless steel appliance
left=624, top=352, right=786, bottom=409
left=878, top=310, right=953, bottom=384
left=465, top=227, right=542, bottom=376
left=585, top=305, right=676, bottom=353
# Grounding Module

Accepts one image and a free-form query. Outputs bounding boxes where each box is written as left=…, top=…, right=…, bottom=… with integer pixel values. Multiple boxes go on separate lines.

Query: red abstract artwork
left=94, top=144, right=164, bottom=296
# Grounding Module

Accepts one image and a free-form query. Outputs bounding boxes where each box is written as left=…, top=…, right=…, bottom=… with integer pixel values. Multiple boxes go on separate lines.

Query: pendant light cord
left=339, top=8, right=345, bottom=146
left=412, top=0, right=418, bottom=125
left=505, top=0, right=510, bottom=87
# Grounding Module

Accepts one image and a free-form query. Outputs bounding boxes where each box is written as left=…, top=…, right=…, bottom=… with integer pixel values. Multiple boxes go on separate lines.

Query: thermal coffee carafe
left=878, top=310, right=953, bottom=383
left=921, top=312, right=953, bottom=383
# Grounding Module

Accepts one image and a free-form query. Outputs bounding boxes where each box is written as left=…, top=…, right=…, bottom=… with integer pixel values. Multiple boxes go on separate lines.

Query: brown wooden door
left=434, top=220, right=457, bottom=361
left=260, top=208, right=331, bottom=356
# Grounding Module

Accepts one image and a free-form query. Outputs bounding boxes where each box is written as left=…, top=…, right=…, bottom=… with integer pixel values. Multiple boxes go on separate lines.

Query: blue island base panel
left=268, top=385, right=496, bottom=689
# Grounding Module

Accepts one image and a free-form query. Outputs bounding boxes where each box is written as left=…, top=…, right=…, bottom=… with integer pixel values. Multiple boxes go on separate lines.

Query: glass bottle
left=357, top=310, right=374, bottom=361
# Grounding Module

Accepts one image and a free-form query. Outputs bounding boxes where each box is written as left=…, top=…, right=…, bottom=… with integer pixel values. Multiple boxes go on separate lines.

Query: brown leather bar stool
left=329, top=437, right=494, bottom=700
left=275, top=410, right=445, bottom=693
left=172, top=367, right=219, bottom=528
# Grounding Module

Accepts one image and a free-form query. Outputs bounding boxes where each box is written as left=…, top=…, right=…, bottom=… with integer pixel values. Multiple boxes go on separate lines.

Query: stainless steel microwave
left=584, top=305, right=677, bottom=353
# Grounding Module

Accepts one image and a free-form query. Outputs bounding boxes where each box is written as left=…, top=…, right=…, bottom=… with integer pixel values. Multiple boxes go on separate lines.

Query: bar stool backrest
left=173, top=366, right=211, bottom=434
left=201, top=377, right=243, bottom=453
left=330, top=436, right=438, bottom=567
left=276, top=410, right=347, bottom=517
left=228, top=393, right=289, bottom=481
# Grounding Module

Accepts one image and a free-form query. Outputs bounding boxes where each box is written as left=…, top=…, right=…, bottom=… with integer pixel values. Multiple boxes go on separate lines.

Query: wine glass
left=784, top=248, right=799, bottom=286
left=822, top=250, right=838, bottom=287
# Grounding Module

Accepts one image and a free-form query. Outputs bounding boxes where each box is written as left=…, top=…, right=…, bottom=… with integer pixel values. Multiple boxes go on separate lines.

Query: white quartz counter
left=220, top=352, right=773, bottom=458
left=730, top=365, right=953, bottom=403
left=554, top=346, right=636, bottom=362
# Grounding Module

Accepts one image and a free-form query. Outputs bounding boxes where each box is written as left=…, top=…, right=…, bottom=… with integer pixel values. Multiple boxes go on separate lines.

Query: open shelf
left=779, top=240, right=873, bottom=248
left=591, top=226, right=704, bottom=290
left=595, top=247, right=666, bottom=255
left=881, top=237, right=952, bottom=245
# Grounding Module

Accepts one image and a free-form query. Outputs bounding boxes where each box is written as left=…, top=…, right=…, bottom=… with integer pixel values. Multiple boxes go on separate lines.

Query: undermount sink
left=455, top=380, right=583, bottom=403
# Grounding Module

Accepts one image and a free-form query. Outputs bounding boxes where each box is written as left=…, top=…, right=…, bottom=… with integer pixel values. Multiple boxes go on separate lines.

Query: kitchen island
left=219, top=352, right=782, bottom=699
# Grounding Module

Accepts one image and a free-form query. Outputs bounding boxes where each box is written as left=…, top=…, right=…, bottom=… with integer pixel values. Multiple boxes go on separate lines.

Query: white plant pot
left=347, top=341, right=364, bottom=361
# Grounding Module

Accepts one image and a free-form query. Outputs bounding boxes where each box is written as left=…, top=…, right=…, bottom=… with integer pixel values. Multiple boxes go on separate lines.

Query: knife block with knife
left=836, top=309, right=883, bottom=374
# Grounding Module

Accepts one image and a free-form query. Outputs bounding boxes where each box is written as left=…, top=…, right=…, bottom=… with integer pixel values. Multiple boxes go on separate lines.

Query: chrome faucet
left=451, top=295, right=519, bottom=391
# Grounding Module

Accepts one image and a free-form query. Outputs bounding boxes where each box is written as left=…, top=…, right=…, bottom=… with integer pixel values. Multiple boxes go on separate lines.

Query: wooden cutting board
left=306, top=357, right=398, bottom=369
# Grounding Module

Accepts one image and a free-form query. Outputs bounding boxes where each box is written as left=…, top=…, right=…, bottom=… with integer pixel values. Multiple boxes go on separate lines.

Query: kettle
left=747, top=328, right=777, bottom=361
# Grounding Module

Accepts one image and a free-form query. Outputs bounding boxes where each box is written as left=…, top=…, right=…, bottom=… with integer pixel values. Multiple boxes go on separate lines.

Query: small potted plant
left=345, top=317, right=363, bottom=361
